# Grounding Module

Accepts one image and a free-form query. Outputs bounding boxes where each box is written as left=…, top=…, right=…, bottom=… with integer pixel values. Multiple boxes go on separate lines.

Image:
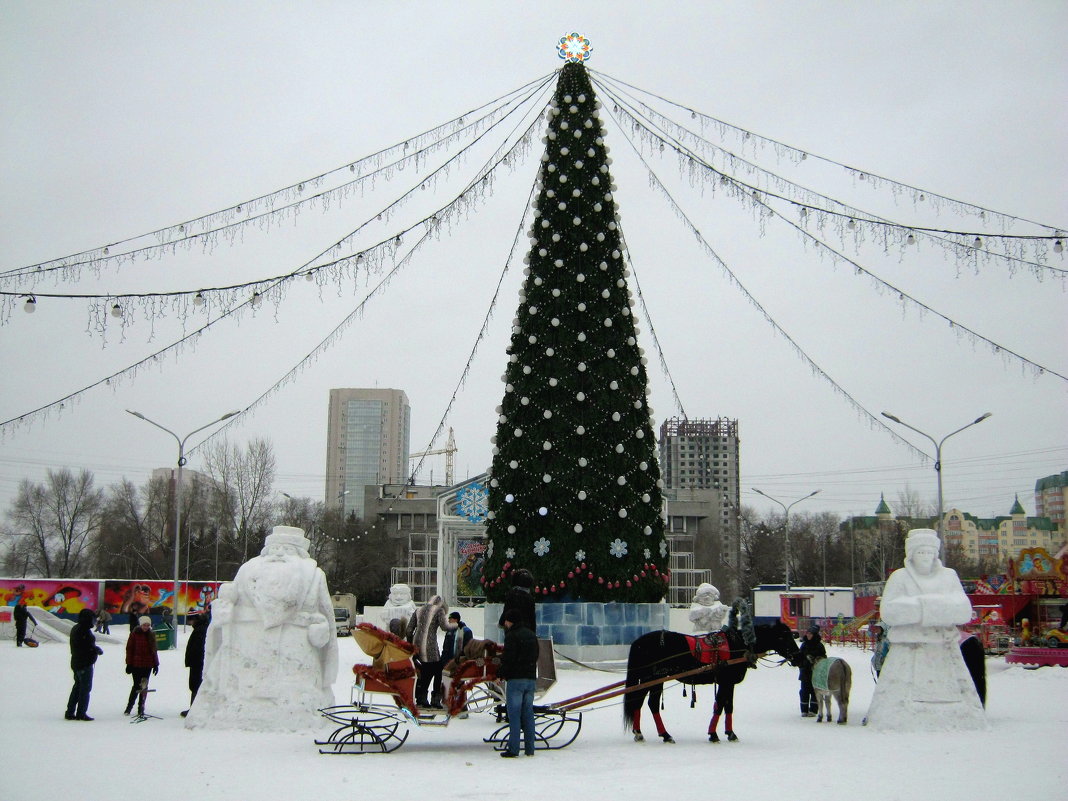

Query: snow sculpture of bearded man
left=186, top=526, right=338, bottom=731
left=381, top=582, right=417, bottom=633
left=863, top=528, right=986, bottom=731
left=689, top=583, right=730, bottom=634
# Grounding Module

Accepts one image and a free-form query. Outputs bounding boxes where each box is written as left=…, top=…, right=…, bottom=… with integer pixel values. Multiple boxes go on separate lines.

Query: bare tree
left=4, top=469, right=104, bottom=577
left=203, top=437, right=276, bottom=565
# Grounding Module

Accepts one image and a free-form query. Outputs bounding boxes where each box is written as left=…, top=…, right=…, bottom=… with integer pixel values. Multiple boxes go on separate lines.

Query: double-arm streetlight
left=751, top=488, right=821, bottom=590
left=881, top=411, right=992, bottom=560
left=126, top=409, right=239, bottom=648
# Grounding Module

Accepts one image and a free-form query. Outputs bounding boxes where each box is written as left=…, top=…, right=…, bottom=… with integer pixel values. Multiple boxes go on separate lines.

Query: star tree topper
left=558, top=32, right=592, bottom=63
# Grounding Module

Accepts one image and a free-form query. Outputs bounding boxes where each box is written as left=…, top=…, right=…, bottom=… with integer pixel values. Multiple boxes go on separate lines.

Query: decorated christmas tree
left=481, top=45, right=669, bottom=604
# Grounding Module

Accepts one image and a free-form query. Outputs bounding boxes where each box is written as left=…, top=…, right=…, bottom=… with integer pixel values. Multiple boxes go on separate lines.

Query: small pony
left=810, top=656, right=851, bottom=724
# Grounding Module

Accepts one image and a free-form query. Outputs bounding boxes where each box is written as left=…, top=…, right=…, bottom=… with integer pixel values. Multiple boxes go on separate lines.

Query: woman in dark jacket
left=798, top=624, right=827, bottom=717
left=124, top=615, right=159, bottom=716
left=498, top=569, right=536, bottom=632
left=66, top=609, right=103, bottom=720
left=181, top=612, right=209, bottom=716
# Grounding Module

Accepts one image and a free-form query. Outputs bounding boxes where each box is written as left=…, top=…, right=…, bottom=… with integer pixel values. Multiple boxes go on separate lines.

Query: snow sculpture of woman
left=689, top=583, right=730, bottom=634
left=863, top=528, right=986, bottom=731
left=186, top=526, right=338, bottom=731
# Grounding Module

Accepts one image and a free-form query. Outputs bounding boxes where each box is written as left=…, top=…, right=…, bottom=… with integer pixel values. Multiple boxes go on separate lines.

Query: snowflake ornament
left=533, top=537, right=551, bottom=557
left=456, top=482, right=489, bottom=523
left=487, top=540, right=495, bottom=559
left=609, top=538, right=628, bottom=559
left=575, top=549, right=586, bottom=561
left=505, top=547, right=516, bottom=559
left=659, top=540, right=668, bottom=558
left=643, top=548, right=651, bottom=559
left=558, top=32, right=592, bottom=63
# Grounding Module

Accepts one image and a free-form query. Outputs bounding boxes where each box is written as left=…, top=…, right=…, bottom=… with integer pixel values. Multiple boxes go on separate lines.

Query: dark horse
left=623, top=621, right=800, bottom=743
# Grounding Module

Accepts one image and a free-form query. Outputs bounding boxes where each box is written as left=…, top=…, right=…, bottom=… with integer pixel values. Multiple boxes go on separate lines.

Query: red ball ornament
left=587, top=573, right=594, bottom=580
left=504, top=561, right=512, bottom=570
left=550, top=584, right=557, bottom=592
left=597, top=576, right=604, bottom=584
left=626, top=581, right=632, bottom=588
left=632, top=575, right=639, bottom=582
left=580, top=563, right=587, bottom=570
left=568, top=571, right=574, bottom=579
left=560, top=580, right=566, bottom=587
left=641, top=570, right=646, bottom=577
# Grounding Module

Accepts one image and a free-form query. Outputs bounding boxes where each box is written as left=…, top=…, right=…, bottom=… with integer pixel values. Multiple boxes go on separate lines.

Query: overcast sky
left=1, top=1, right=1065, bottom=526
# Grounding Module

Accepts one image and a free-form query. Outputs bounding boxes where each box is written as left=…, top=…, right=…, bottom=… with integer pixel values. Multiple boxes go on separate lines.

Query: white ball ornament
left=508, top=525, right=516, bottom=533
left=631, top=367, right=640, bottom=375
left=543, top=474, right=552, bottom=483
left=577, top=490, right=587, bottom=500
left=612, top=412, right=621, bottom=421
left=490, top=478, right=499, bottom=487
left=523, top=365, right=531, bottom=374
left=639, top=461, right=648, bottom=471
left=543, top=441, right=552, bottom=450
left=546, top=347, right=555, bottom=356
left=573, top=216, right=581, bottom=226
left=543, top=410, right=552, bottom=419
left=635, top=430, right=645, bottom=439
left=576, top=273, right=585, bottom=282
left=520, top=396, right=530, bottom=405
left=610, top=381, right=619, bottom=390
left=577, top=332, right=586, bottom=341
left=514, top=428, right=523, bottom=437
left=538, top=507, right=548, bottom=516
left=604, top=318, right=613, bottom=327
left=579, top=243, right=588, bottom=252
left=574, top=523, right=583, bottom=533
left=642, top=493, right=651, bottom=503
left=576, top=391, right=585, bottom=401
left=577, top=363, right=587, bottom=372
left=616, top=443, right=625, bottom=453
left=594, top=203, right=602, bottom=212
left=506, top=383, right=514, bottom=392
left=505, top=494, right=515, bottom=502
left=578, top=302, right=587, bottom=311
left=576, top=425, right=585, bottom=434
left=509, top=460, right=518, bottom=469
left=617, top=476, right=626, bottom=485
left=529, top=306, right=537, bottom=315
left=644, top=526, right=653, bottom=535
left=607, top=349, right=615, bottom=358
left=619, top=509, right=628, bottom=518
left=548, top=377, right=558, bottom=386
left=552, top=288, right=561, bottom=297
left=578, top=457, right=588, bottom=467
left=552, top=233, right=561, bottom=242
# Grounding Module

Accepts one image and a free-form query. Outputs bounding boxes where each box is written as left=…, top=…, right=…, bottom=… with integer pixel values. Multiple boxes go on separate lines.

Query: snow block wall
left=484, top=601, right=669, bottom=661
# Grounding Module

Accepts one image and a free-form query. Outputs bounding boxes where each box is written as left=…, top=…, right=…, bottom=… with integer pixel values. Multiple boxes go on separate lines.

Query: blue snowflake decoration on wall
left=456, top=481, right=489, bottom=523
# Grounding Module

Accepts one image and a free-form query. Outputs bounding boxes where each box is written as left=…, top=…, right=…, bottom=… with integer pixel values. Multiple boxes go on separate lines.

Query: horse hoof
left=726, top=731, right=738, bottom=742
left=632, top=732, right=644, bottom=742
left=660, top=733, right=675, bottom=744
left=709, top=733, right=720, bottom=743
left=817, top=716, right=824, bottom=722
left=837, top=720, right=847, bottom=725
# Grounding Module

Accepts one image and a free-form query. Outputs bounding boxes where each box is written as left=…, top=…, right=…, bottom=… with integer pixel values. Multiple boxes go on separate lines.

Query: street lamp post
left=881, top=411, right=992, bottom=560
left=751, top=488, right=821, bottom=590
left=126, top=409, right=239, bottom=648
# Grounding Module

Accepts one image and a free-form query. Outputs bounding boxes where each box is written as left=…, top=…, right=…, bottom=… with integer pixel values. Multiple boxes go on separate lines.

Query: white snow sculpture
left=381, top=583, right=417, bottom=632
left=864, top=528, right=987, bottom=731
left=689, top=583, right=730, bottom=634
left=185, top=526, right=338, bottom=731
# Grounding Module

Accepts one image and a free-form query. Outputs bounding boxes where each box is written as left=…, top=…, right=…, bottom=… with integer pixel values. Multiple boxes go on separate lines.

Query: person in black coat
left=498, top=569, right=536, bottom=633
left=13, top=599, right=29, bottom=646
left=65, top=609, right=103, bottom=721
left=797, top=624, right=827, bottom=717
left=181, top=611, right=209, bottom=717
left=499, top=608, right=540, bottom=758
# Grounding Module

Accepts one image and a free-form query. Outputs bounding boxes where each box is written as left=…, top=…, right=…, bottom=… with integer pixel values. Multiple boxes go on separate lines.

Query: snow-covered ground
left=3, top=631, right=1065, bottom=800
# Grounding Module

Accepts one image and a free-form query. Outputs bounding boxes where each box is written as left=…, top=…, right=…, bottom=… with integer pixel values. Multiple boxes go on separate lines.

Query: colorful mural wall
left=1, top=578, right=222, bottom=619
left=455, top=539, right=486, bottom=597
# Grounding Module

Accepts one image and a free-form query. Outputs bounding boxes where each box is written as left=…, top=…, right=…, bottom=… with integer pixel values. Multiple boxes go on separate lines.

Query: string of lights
left=600, top=106, right=929, bottom=461
left=1, top=96, right=552, bottom=434
left=3, top=78, right=556, bottom=337
left=189, top=101, right=550, bottom=454
left=598, top=86, right=1068, bottom=383
left=592, top=69, right=1066, bottom=237
left=593, top=76, right=1066, bottom=279
left=0, top=72, right=556, bottom=283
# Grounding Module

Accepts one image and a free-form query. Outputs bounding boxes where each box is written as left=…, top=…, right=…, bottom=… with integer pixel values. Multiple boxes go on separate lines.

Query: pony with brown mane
left=810, top=655, right=852, bottom=723
left=622, top=604, right=801, bottom=743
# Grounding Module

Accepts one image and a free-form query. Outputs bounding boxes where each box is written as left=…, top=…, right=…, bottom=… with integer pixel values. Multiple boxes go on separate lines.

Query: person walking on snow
left=499, top=608, right=539, bottom=757
left=405, top=595, right=450, bottom=708
left=125, top=615, right=159, bottom=716
left=65, top=609, right=103, bottom=720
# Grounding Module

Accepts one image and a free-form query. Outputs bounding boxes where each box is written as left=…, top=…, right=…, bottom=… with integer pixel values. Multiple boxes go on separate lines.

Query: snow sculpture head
left=904, top=528, right=941, bottom=575
left=387, top=584, right=413, bottom=606
left=693, top=583, right=720, bottom=605
left=260, top=526, right=311, bottom=561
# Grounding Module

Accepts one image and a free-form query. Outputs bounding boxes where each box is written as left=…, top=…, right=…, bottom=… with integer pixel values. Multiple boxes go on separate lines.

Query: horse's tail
left=622, top=633, right=650, bottom=730
left=840, top=658, right=852, bottom=702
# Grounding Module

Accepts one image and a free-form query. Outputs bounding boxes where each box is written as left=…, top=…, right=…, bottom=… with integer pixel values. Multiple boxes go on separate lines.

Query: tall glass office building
left=325, top=388, right=411, bottom=520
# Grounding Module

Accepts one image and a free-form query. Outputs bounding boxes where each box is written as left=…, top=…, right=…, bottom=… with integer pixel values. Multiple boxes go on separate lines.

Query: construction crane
left=408, top=427, right=457, bottom=486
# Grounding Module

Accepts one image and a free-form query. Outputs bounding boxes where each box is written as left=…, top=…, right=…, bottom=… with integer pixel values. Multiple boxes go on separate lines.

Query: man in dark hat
left=797, top=623, right=826, bottom=717
left=499, top=608, right=539, bottom=757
